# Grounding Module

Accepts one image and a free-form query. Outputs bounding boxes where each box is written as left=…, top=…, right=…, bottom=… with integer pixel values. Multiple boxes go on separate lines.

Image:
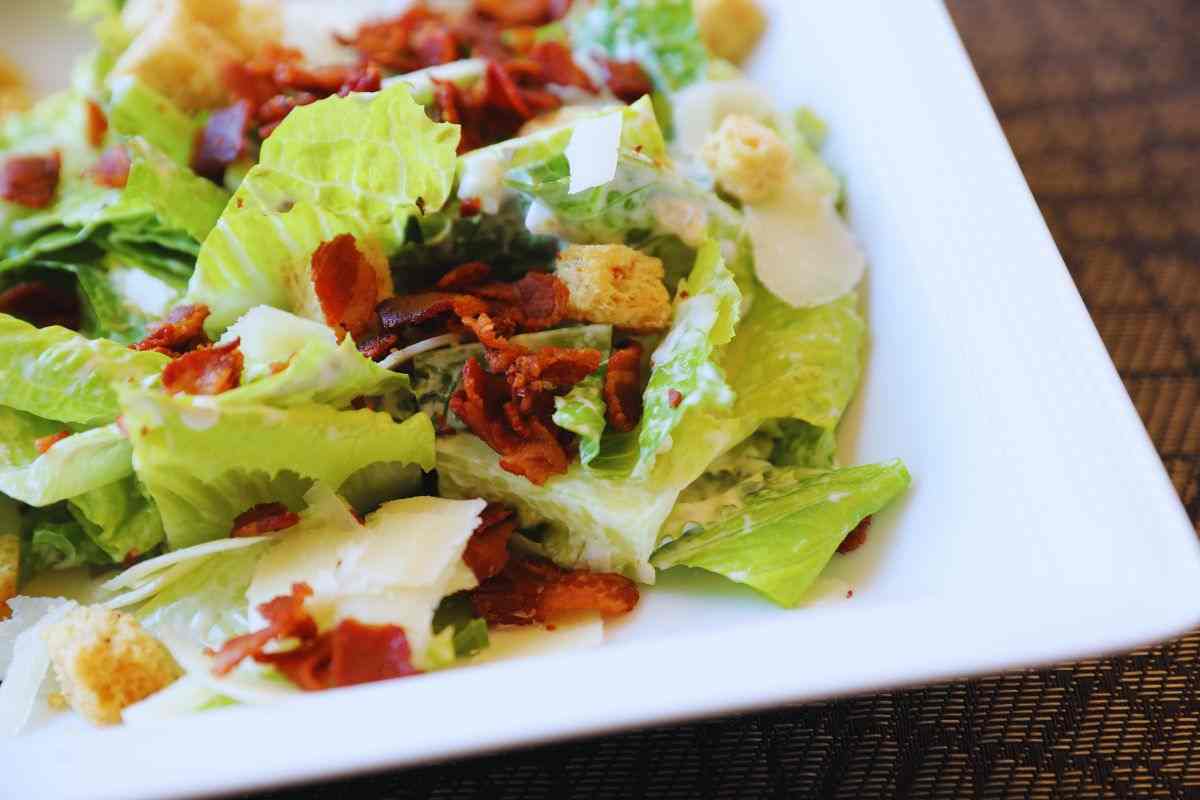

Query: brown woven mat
left=260, top=2, right=1200, bottom=797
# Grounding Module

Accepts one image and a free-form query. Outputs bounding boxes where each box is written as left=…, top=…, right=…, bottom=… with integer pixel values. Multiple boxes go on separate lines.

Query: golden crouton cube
left=695, top=0, right=767, bottom=64
left=111, top=4, right=243, bottom=112
left=555, top=244, right=672, bottom=333
left=702, top=114, right=793, bottom=204
left=0, top=533, right=18, bottom=620
left=43, top=606, right=181, bottom=726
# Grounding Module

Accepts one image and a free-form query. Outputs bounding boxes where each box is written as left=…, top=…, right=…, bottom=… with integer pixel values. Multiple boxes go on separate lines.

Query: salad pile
left=0, top=0, right=909, bottom=732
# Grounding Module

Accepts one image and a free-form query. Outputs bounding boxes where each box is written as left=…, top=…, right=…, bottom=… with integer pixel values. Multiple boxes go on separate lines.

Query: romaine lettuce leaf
left=120, top=389, right=436, bottom=549
left=216, top=306, right=411, bottom=408
left=108, top=138, right=229, bottom=242
left=567, top=0, right=708, bottom=93
left=0, top=314, right=168, bottom=425
left=67, top=475, right=164, bottom=563
left=0, top=415, right=132, bottom=506
left=106, top=76, right=199, bottom=167
left=20, top=506, right=112, bottom=573
left=652, top=460, right=911, bottom=606
left=553, top=371, right=606, bottom=465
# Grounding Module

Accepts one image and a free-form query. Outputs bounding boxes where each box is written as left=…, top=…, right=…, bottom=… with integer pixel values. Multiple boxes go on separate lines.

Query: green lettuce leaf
left=121, top=389, right=436, bottom=548
left=235, top=83, right=459, bottom=228
left=652, top=460, right=911, bottom=606
left=0, top=415, right=132, bottom=506
left=432, top=593, right=490, bottom=659
left=553, top=371, right=606, bottom=465
left=20, top=505, right=112, bottom=573
left=0, top=314, right=168, bottom=425
left=106, top=76, right=199, bottom=167
left=67, top=476, right=164, bottom=563
left=108, top=138, right=229, bottom=241
left=567, top=0, right=708, bottom=93
left=216, top=306, right=411, bottom=408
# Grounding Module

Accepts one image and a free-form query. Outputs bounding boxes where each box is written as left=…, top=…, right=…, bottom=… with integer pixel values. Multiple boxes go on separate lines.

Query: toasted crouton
left=555, top=244, right=672, bottom=332
left=43, top=606, right=181, bottom=726
left=695, top=0, right=767, bottom=64
left=0, top=533, right=18, bottom=620
left=702, top=114, right=793, bottom=204
left=112, top=5, right=243, bottom=112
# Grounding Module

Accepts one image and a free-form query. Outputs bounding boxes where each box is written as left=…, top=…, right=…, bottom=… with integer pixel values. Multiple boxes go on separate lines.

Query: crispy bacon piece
left=0, top=280, right=79, bottom=329
left=507, top=347, right=602, bottom=414
left=529, top=41, right=595, bottom=91
left=471, top=557, right=638, bottom=626
left=604, top=342, right=644, bottom=432
left=258, top=619, right=419, bottom=691
left=435, top=261, right=492, bottom=291
left=91, top=145, right=131, bottom=189
left=231, top=502, right=300, bottom=538
left=161, top=339, right=243, bottom=396
left=377, top=291, right=489, bottom=331
left=667, top=388, right=683, bottom=409
left=211, top=583, right=317, bottom=676
left=463, top=504, right=517, bottom=582
left=459, top=196, right=482, bottom=217
left=602, top=59, right=655, bottom=104
left=132, top=304, right=211, bottom=356
left=357, top=332, right=399, bottom=361
left=192, top=102, right=251, bottom=182
left=838, top=517, right=872, bottom=554
left=472, top=0, right=571, bottom=26
left=34, top=431, right=70, bottom=455
left=85, top=100, right=108, bottom=148
left=341, top=6, right=453, bottom=73
left=1, top=152, right=61, bottom=209
left=464, top=272, right=569, bottom=332
left=311, top=234, right=379, bottom=338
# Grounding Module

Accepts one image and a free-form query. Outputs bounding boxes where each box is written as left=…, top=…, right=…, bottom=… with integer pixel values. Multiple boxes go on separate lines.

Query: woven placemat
left=259, top=2, right=1200, bottom=797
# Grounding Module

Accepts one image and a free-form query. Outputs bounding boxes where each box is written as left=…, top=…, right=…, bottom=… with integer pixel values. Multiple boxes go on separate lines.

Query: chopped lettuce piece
left=432, top=593, right=490, bottom=659
left=108, top=138, right=229, bottom=242
left=216, top=306, right=410, bottom=408
left=553, top=369, right=606, bottom=465
left=0, top=416, right=132, bottom=506
left=0, top=315, right=168, bottom=426
left=68, top=476, right=164, bottom=563
left=567, top=0, right=708, bottom=93
left=236, top=83, right=459, bottom=229
left=21, top=506, right=112, bottom=573
left=120, top=389, right=436, bottom=548
left=106, top=76, right=200, bottom=167
left=652, top=461, right=911, bottom=607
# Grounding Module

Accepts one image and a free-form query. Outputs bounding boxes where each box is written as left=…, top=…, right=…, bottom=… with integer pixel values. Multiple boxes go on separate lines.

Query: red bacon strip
left=603, top=342, right=644, bottom=433
left=463, top=504, right=517, bottom=582
left=311, top=234, right=379, bottom=339
left=161, top=339, right=243, bottom=396
left=357, top=332, right=399, bottom=362
left=529, top=41, right=596, bottom=91
left=376, top=291, right=488, bottom=331
left=132, top=304, right=211, bottom=357
left=471, top=557, right=639, bottom=626
left=601, top=58, right=655, bottom=104
left=34, top=431, right=70, bottom=455
left=211, top=583, right=317, bottom=676
left=507, top=346, right=601, bottom=414
left=85, top=100, right=108, bottom=149
left=91, top=145, right=131, bottom=189
left=837, top=517, right=872, bottom=554
left=1, top=152, right=61, bottom=209
left=192, top=102, right=251, bottom=183
left=258, top=619, right=419, bottom=691
left=0, top=280, right=80, bottom=330
left=435, top=261, right=492, bottom=291
left=231, top=502, right=300, bottom=538
left=473, top=0, right=571, bottom=26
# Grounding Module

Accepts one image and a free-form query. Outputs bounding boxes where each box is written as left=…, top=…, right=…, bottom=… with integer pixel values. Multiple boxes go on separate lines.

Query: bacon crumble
left=161, top=338, right=243, bottom=396
left=132, top=304, right=211, bottom=357
left=192, top=101, right=252, bottom=183
left=471, top=557, right=639, bottom=626
left=231, top=503, right=301, bottom=538
left=34, top=431, right=71, bottom=455
left=600, top=58, right=655, bottom=104
left=1, top=151, right=61, bottom=209
left=604, top=342, right=644, bottom=432
left=311, top=234, right=380, bottom=339
left=435, top=260, right=492, bottom=291
left=211, top=583, right=318, bottom=676
left=463, top=504, right=517, bottom=582
left=91, top=145, right=132, bottom=189
left=85, top=100, right=108, bottom=149
left=837, top=517, right=872, bottom=554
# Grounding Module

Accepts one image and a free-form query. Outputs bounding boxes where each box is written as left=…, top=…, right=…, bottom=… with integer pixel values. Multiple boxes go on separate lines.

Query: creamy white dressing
left=107, top=266, right=178, bottom=318
left=457, top=149, right=508, bottom=215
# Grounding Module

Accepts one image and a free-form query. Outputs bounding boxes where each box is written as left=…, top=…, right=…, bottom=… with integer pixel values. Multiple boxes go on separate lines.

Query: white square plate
left=4, top=2, right=1200, bottom=798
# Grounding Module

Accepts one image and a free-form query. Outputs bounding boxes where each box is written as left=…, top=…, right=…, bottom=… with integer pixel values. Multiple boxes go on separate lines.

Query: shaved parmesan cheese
left=745, top=175, right=866, bottom=307
left=565, top=111, right=624, bottom=195
left=0, top=599, right=75, bottom=736
left=457, top=148, right=508, bottom=215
